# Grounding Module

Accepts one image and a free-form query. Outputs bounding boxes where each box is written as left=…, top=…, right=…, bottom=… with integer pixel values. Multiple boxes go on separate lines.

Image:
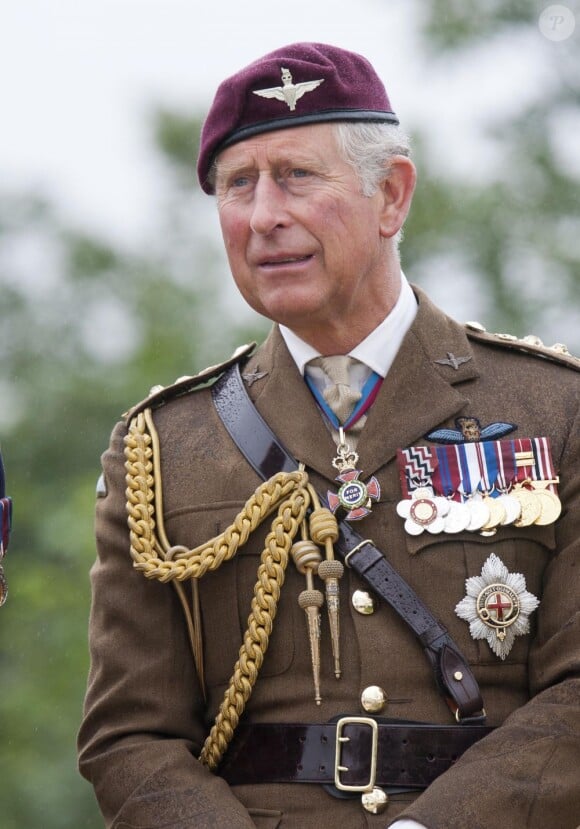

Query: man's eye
left=232, top=176, right=250, bottom=188
left=289, top=168, right=310, bottom=178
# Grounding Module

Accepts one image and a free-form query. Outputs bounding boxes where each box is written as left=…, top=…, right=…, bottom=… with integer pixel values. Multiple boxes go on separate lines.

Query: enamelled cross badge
left=327, top=429, right=380, bottom=521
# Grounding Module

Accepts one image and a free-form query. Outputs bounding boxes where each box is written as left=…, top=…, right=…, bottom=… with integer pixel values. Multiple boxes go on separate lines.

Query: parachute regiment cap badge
left=253, top=67, right=324, bottom=111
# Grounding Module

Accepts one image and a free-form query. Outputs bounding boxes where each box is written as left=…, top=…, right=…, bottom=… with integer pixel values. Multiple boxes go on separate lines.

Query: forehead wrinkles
left=215, top=126, right=341, bottom=178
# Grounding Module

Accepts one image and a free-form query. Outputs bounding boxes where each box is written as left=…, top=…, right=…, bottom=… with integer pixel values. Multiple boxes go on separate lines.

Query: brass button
left=361, top=685, right=388, bottom=713
left=352, top=590, right=376, bottom=615
left=361, top=787, right=389, bottom=814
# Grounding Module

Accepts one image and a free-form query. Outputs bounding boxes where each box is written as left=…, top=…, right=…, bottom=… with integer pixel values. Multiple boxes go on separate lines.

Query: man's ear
left=377, top=156, right=417, bottom=239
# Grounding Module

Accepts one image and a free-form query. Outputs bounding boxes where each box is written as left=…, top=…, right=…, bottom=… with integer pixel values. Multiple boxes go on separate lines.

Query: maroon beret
left=197, top=42, right=399, bottom=193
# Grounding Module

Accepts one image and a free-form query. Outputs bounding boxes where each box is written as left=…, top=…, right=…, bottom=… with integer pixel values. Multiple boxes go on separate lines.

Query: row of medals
left=397, top=479, right=561, bottom=537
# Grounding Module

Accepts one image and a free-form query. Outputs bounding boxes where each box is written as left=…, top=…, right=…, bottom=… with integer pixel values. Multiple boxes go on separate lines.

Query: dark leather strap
left=219, top=719, right=493, bottom=791
left=211, top=364, right=485, bottom=721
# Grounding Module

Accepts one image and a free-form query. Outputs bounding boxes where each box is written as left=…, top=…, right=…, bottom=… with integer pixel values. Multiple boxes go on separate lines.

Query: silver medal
left=443, top=500, right=471, bottom=533
left=465, top=494, right=491, bottom=532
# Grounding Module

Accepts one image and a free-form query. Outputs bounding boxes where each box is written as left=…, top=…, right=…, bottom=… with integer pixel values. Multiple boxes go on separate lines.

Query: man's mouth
left=260, top=255, right=312, bottom=267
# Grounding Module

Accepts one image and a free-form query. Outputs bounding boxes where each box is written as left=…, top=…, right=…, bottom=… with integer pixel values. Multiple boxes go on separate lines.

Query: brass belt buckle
left=334, top=716, right=378, bottom=792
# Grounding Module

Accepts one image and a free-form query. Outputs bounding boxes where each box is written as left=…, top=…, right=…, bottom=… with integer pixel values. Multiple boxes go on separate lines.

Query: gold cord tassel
left=308, top=493, right=342, bottom=679
left=292, top=538, right=324, bottom=705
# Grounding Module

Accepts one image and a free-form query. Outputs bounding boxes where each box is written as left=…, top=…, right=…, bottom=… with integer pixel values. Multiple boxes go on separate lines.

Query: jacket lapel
left=244, top=327, right=339, bottom=482
left=358, top=288, right=479, bottom=476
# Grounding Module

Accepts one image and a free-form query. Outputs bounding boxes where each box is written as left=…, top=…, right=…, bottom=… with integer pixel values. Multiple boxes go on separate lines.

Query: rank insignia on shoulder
left=425, top=416, right=516, bottom=444
left=465, top=323, right=580, bottom=370
left=455, top=553, right=539, bottom=659
left=124, top=343, right=256, bottom=419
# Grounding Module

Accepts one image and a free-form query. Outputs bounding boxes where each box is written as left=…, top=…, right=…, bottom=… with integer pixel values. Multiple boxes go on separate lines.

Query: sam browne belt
left=219, top=718, right=493, bottom=792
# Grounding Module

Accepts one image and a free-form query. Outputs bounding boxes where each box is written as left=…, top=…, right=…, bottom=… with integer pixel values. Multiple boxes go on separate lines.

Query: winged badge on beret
left=253, top=67, right=325, bottom=111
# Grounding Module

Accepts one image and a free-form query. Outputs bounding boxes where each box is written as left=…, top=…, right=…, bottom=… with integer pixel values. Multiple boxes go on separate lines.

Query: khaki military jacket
left=78, top=288, right=580, bottom=829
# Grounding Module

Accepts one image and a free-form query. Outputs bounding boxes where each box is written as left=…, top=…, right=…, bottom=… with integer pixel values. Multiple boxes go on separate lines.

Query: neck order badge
left=306, top=356, right=381, bottom=521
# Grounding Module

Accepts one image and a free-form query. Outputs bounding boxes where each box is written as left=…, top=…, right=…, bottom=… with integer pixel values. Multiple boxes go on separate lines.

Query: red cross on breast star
left=486, top=592, right=512, bottom=622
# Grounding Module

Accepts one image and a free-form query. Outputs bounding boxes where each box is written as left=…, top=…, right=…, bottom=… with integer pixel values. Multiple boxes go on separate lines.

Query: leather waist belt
left=219, top=718, right=493, bottom=791
left=211, top=364, right=485, bottom=722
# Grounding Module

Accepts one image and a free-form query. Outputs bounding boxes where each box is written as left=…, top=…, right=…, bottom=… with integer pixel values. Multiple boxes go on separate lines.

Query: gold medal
left=480, top=494, right=507, bottom=532
left=530, top=484, right=562, bottom=526
left=513, top=487, right=541, bottom=527
left=497, top=492, right=521, bottom=526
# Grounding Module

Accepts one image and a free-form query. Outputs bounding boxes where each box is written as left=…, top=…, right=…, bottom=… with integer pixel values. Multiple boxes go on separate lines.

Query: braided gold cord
left=199, top=487, right=310, bottom=770
left=125, top=414, right=307, bottom=582
left=125, top=413, right=157, bottom=556
left=124, top=411, right=312, bottom=770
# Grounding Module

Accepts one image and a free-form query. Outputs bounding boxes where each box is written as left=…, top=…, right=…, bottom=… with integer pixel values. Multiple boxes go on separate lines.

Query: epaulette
left=124, top=342, right=256, bottom=421
left=465, top=322, right=580, bottom=372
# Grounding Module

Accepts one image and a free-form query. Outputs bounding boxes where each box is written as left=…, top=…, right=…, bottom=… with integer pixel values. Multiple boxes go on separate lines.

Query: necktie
left=309, top=355, right=367, bottom=444
left=318, top=355, right=361, bottom=423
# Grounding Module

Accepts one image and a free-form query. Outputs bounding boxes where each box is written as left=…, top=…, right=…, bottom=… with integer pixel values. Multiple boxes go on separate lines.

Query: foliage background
left=0, top=2, right=578, bottom=825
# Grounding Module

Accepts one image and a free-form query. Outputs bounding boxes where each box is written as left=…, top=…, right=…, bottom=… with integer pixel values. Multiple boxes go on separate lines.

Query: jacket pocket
left=402, top=523, right=555, bottom=665
left=165, top=501, right=297, bottom=686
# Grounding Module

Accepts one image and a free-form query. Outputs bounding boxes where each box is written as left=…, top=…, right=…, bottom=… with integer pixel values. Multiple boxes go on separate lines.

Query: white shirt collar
left=280, top=273, right=418, bottom=377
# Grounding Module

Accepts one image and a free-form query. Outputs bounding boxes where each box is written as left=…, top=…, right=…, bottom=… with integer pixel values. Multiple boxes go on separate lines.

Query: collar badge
left=242, top=367, right=268, bottom=386
left=455, top=553, right=539, bottom=659
left=435, top=352, right=472, bottom=371
left=253, top=67, right=325, bottom=111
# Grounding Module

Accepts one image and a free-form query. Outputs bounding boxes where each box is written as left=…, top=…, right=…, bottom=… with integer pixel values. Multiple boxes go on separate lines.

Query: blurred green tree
left=404, top=0, right=580, bottom=347
left=0, top=117, right=265, bottom=827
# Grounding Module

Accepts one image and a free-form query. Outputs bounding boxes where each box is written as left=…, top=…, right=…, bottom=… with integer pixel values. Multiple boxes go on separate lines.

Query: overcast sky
left=2, top=0, right=574, bottom=246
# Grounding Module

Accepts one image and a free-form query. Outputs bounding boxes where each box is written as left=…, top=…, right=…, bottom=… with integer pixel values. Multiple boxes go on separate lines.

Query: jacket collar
left=242, top=286, right=478, bottom=483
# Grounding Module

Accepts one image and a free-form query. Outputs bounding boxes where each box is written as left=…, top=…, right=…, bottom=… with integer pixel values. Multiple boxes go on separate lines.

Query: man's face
left=214, top=123, right=399, bottom=347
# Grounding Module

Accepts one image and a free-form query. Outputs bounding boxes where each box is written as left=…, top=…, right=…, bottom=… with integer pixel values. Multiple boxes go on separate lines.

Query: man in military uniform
left=78, top=43, right=580, bottom=828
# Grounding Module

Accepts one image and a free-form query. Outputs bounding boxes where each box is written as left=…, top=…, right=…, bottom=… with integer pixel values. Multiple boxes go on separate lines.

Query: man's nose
left=249, top=176, right=288, bottom=235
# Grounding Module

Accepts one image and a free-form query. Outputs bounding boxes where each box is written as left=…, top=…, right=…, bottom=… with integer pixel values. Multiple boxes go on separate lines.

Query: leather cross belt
left=211, top=363, right=485, bottom=722
left=219, top=718, right=493, bottom=792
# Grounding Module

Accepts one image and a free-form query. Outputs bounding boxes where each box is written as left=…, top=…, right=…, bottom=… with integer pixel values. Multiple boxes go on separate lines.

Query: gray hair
left=333, top=121, right=412, bottom=197
left=208, top=120, right=412, bottom=199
